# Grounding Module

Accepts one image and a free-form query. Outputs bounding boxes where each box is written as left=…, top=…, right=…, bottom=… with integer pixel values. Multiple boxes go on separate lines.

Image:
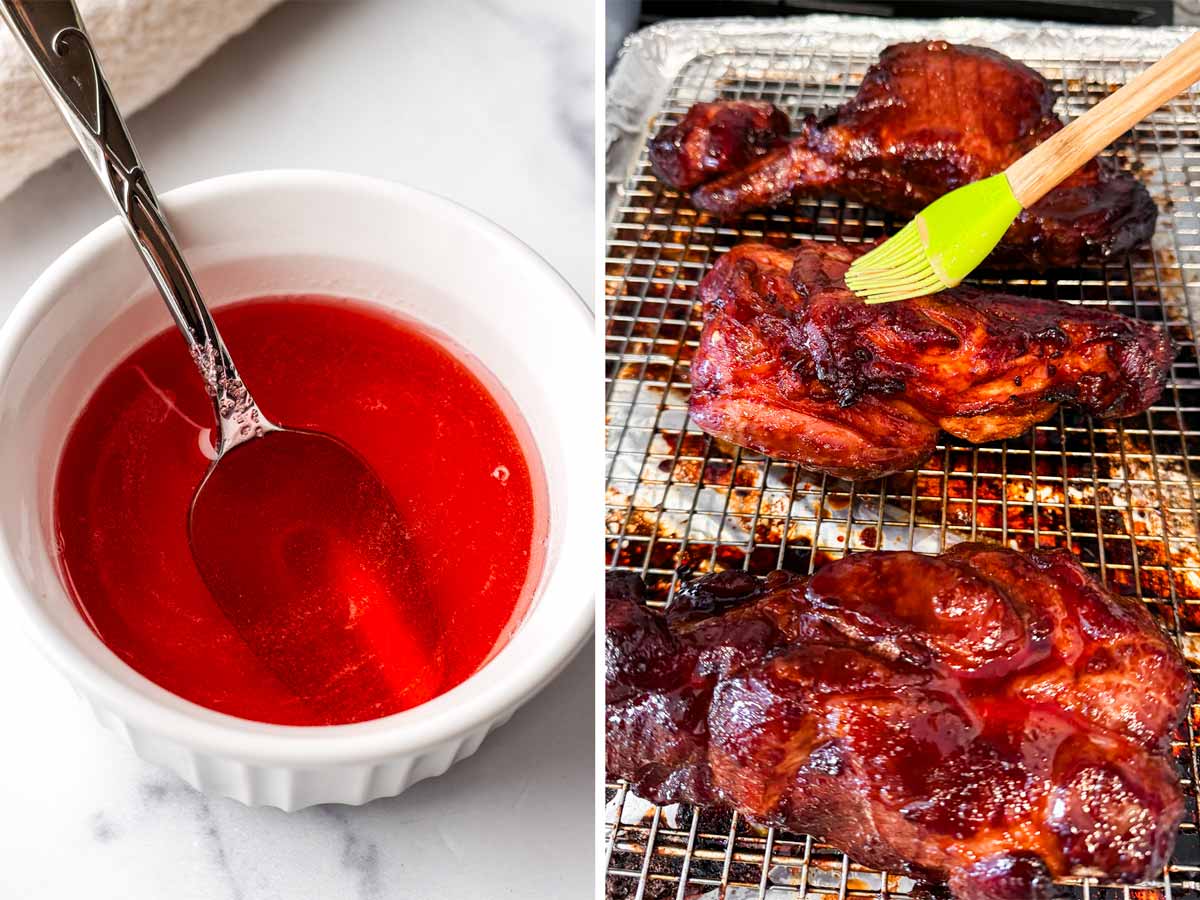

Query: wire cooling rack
left=605, top=17, right=1200, bottom=900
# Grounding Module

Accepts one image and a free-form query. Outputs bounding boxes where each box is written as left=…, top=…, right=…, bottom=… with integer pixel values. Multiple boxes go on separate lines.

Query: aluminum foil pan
left=605, top=16, right=1200, bottom=899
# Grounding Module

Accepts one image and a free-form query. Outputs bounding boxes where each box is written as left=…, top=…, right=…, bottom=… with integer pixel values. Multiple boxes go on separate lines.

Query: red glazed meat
left=688, top=240, right=1172, bottom=479
left=648, top=100, right=790, bottom=190
left=606, top=545, right=1191, bottom=900
left=649, top=41, right=1156, bottom=268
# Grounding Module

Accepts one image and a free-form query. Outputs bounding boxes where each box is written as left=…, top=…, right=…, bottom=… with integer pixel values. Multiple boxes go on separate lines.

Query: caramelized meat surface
left=606, top=545, right=1191, bottom=900
left=648, top=100, right=790, bottom=190
left=689, top=240, right=1171, bottom=479
left=649, top=41, right=1156, bottom=267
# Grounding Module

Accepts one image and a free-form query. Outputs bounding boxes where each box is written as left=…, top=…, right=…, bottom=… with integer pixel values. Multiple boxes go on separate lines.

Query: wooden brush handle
left=1006, top=31, right=1200, bottom=208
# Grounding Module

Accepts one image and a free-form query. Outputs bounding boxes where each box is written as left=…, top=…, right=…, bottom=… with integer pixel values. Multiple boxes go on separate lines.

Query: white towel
left=0, top=0, right=281, bottom=200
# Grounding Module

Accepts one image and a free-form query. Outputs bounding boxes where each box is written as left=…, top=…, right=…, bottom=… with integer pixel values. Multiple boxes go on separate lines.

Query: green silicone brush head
left=844, top=173, right=1024, bottom=303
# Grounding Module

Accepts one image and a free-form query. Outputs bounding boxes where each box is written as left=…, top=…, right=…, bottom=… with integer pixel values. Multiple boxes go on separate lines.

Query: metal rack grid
left=605, top=35, right=1200, bottom=900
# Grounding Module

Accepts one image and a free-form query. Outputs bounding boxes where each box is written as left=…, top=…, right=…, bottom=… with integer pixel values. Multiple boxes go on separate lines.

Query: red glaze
left=606, top=546, right=1192, bottom=900
left=653, top=42, right=1157, bottom=269
left=55, top=296, right=542, bottom=726
left=687, top=240, right=1172, bottom=481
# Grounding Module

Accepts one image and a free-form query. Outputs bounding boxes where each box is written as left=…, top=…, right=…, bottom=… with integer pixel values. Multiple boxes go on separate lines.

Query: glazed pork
left=606, top=545, right=1191, bottom=900
left=648, top=41, right=1156, bottom=268
left=646, top=100, right=791, bottom=191
left=688, top=239, right=1172, bottom=479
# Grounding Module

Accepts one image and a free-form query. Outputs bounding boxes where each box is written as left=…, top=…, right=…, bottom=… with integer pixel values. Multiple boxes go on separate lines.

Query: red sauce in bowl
left=54, top=296, right=543, bottom=726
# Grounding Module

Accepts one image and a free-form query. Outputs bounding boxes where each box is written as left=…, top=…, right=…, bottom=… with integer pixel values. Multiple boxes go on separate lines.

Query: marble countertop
left=0, top=1, right=593, bottom=897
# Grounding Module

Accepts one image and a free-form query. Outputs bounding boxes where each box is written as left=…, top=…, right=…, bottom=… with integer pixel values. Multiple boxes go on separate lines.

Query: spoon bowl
left=189, top=427, right=440, bottom=722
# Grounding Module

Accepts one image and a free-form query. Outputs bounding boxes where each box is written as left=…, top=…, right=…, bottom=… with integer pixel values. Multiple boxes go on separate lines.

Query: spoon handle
left=0, top=0, right=264, bottom=453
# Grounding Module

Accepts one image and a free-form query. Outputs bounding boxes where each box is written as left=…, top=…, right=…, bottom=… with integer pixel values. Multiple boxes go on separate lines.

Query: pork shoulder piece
left=648, top=100, right=790, bottom=191
left=648, top=41, right=1157, bottom=268
left=606, top=545, right=1191, bottom=900
left=688, top=240, right=1172, bottom=479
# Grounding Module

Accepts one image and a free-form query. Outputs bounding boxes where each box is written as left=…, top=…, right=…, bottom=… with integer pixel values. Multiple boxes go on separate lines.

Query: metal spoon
left=2, top=0, right=437, bottom=717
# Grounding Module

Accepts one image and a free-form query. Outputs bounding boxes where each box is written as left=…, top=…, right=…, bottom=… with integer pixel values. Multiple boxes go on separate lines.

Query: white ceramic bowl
left=0, top=170, right=594, bottom=810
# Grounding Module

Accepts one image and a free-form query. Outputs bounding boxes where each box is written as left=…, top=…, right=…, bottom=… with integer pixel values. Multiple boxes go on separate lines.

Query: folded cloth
left=0, top=0, right=281, bottom=200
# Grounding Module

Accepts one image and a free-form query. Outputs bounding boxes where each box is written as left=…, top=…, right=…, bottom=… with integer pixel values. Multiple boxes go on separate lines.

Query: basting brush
left=844, top=32, right=1200, bottom=304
